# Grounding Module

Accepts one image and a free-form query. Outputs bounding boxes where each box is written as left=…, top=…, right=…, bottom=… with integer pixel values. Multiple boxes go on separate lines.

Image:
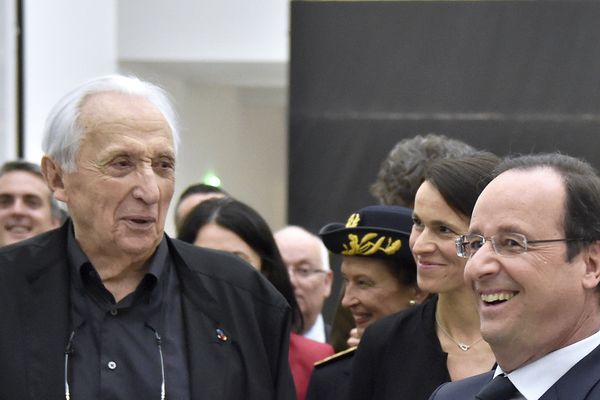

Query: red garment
left=288, top=333, right=334, bottom=400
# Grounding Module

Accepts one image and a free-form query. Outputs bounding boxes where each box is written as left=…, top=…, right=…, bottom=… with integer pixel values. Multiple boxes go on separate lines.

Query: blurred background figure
left=178, top=197, right=334, bottom=400
left=275, top=225, right=334, bottom=343
left=174, top=183, right=229, bottom=234
left=0, top=160, right=63, bottom=246
left=329, top=133, right=478, bottom=352
left=370, top=133, right=478, bottom=207
left=306, top=205, right=427, bottom=400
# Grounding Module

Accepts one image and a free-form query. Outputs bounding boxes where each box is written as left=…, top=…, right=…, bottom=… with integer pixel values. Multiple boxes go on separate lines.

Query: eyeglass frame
left=64, top=326, right=166, bottom=400
left=455, top=232, right=583, bottom=259
left=287, top=266, right=328, bottom=279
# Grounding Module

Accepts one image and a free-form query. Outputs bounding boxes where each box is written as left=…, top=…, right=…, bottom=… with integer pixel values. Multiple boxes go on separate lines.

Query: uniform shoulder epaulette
left=314, top=346, right=357, bottom=368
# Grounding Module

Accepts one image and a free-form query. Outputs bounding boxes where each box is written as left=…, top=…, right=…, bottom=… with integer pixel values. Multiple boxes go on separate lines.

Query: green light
left=203, top=172, right=222, bottom=187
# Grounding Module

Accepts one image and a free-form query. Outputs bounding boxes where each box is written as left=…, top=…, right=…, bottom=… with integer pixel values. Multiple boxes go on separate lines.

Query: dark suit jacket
left=429, top=342, right=600, bottom=399
left=0, top=223, right=296, bottom=400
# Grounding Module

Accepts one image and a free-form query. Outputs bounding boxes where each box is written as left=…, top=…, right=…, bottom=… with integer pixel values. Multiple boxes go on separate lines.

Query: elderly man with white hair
left=0, top=75, right=295, bottom=400
left=275, top=225, right=334, bottom=343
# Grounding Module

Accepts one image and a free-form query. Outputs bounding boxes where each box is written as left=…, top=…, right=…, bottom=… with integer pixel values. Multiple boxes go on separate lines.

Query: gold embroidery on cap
left=342, top=233, right=402, bottom=256
left=345, top=213, right=360, bottom=228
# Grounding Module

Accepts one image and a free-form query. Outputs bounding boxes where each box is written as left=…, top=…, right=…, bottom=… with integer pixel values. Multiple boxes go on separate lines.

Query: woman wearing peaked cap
left=306, top=205, right=428, bottom=400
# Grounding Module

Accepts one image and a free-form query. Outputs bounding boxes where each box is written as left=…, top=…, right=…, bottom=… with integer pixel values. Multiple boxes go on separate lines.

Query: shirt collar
left=494, top=328, right=600, bottom=400
left=303, top=314, right=327, bottom=343
left=67, top=222, right=169, bottom=288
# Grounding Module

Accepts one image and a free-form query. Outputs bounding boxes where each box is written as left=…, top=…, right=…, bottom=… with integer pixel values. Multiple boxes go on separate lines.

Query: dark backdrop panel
left=291, top=1, right=600, bottom=116
left=289, top=1, right=600, bottom=321
left=289, top=118, right=600, bottom=232
left=289, top=0, right=600, bottom=230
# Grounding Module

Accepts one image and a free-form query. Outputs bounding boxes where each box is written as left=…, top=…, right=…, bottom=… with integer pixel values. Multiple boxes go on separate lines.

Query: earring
left=409, top=299, right=416, bottom=306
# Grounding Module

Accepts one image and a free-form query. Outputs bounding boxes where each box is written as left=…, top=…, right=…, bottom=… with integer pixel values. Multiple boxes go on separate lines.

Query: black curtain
left=289, top=0, right=600, bottom=319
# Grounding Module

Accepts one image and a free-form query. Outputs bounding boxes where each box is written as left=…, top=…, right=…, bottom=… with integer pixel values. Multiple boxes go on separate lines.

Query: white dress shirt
left=494, top=328, right=600, bottom=400
left=303, top=314, right=327, bottom=343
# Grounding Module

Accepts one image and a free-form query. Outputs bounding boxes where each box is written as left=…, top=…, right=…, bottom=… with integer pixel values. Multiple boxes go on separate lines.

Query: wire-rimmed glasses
left=455, top=232, right=582, bottom=259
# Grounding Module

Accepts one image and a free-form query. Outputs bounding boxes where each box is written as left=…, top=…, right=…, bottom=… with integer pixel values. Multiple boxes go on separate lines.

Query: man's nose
left=9, top=198, right=27, bottom=214
left=132, top=166, right=160, bottom=204
left=464, top=244, right=502, bottom=282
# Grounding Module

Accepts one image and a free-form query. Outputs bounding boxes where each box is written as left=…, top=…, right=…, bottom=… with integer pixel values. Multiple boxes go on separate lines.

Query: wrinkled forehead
left=470, top=168, right=566, bottom=234
left=79, top=91, right=173, bottom=139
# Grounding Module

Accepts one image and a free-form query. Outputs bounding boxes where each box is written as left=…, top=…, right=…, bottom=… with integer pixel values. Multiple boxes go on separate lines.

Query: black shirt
left=67, top=224, right=190, bottom=399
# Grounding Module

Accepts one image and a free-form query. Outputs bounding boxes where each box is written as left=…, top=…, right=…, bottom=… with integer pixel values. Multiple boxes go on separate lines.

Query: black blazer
left=0, top=223, right=296, bottom=400
left=347, top=296, right=451, bottom=400
left=429, top=343, right=600, bottom=400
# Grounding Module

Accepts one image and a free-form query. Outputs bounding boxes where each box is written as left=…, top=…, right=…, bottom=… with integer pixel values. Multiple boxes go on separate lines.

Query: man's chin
left=116, top=236, right=162, bottom=256
left=4, top=232, right=34, bottom=245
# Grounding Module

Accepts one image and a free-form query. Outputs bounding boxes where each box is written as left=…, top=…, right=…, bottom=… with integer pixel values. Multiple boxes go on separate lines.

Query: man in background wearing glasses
left=430, top=153, right=600, bottom=400
left=275, top=225, right=333, bottom=343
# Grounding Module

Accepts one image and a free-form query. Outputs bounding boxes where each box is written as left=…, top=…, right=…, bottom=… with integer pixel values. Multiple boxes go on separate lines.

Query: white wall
left=24, top=0, right=117, bottom=163
left=118, top=0, right=288, bottom=62
left=0, top=0, right=17, bottom=163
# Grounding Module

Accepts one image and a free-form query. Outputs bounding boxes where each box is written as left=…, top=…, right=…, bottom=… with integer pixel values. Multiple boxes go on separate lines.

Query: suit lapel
left=170, top=239, right=242, bottom=400
left=539, top=343, right=600, bottom=399
left=21, top=226, right=71, bottom=400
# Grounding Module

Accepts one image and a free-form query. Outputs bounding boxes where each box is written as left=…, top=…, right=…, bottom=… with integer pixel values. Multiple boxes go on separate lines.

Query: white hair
left=318, top=238, right=331, bottom=272
left=42, top=74, right=180, bottom=172
left=275, top=225, right=331, bottom=271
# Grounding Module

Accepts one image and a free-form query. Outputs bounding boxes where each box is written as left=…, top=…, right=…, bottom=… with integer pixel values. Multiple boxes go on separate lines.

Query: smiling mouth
left=480, top=292, right=517, bottom=305
left=352, top=313, right=371, bottom=326
left=6, top=225, right=31, bottom=234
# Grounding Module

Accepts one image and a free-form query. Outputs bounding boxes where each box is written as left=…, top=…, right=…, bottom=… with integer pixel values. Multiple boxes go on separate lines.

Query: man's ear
left=582, top=241, right=600, bottom=290
left=41, top=156, right=68, bottom=203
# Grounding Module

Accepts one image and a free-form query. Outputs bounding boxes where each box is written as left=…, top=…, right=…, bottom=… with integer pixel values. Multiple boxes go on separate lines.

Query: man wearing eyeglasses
left=0, top=75, right=296, bottom=400
left=275, top=226, right=333, bottom=343
left=430, top=153, right=600, bottom=400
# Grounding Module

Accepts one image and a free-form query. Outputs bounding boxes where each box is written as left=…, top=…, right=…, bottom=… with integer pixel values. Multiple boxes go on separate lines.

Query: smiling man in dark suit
left=0, top=75, right=295, bottom=400
left=431, top=153, right=600, bottom=400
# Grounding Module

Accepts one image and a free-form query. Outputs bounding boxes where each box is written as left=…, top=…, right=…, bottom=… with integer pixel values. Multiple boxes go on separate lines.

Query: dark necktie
left=475, top=375, right=519, bottom=400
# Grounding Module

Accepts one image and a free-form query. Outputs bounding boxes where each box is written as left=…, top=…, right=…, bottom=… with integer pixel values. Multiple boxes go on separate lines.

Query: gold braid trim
left=341, top=233, right=402, bottom=256
left=345, top=213, right=360, bottom=228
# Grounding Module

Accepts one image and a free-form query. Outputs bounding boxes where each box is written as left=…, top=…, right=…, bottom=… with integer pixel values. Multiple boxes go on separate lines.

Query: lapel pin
left=216, top=328, right=228, bottom=342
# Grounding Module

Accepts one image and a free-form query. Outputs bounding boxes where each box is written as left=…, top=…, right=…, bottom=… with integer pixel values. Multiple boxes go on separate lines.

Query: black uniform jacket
left=0, top=223, right=296, bottom=400
left=306, top=346, right=356, bottom=400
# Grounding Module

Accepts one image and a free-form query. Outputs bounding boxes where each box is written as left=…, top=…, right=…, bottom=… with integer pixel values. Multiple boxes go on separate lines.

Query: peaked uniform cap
left=319, top=205, right=414, bottom=267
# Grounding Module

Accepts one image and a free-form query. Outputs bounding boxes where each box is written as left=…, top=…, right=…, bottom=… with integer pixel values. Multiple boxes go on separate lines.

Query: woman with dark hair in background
left=347, top=152, right=501, bottom=400
left=178, top=197, right=334, bottom=400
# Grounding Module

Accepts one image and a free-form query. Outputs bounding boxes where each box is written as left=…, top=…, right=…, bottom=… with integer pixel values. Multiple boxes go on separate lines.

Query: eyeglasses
left=287, top=266, right=327, bottom=279
left=64, top=326, right=166, bottom=400
left=455, top=232, right=582, bottom=259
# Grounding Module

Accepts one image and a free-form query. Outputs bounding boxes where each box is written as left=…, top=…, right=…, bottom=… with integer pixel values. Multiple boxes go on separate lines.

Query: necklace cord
left=435, top=319, right=483, bottom=352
